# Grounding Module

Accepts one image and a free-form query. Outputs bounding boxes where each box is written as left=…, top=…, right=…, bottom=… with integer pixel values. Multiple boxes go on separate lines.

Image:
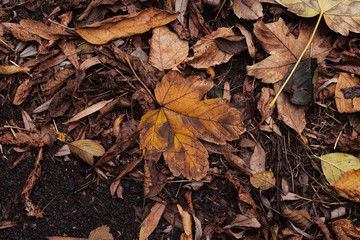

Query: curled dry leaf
left=177, top=204, right=193, bottom=240
left=333, top=168, right=360, bottom=202
left=76, top=8, right=179, bottom=45
left=139, top=202, right=166, bottom=240
left=276, top=0, right=360, bottom=36
left=88, top=225, right=114, bottom=240
left=149, top=26, right=189, bottom=71
left=331, top=219, right=360, bottom=239
left=232, top=0, right=263, bottom=20
left=187, top=28, right=236, bottom=69
left=247, top=18, right=331, bottom=84
left=235, top=23, right=256, bottom=59
left=282, top=208, right=312, bottom=230
left=224, top=212, right=261, bottom=229
left=68, top=139, right=105, bottom=165
left=250, top=170, right=276, bottom=190
left=320, top=152, right=360, bottom=185
left=335, top=73, right=360, bottom=113
left=0, top=65, right=30, bottom=75
left=138, top=71, right=245, bottom=180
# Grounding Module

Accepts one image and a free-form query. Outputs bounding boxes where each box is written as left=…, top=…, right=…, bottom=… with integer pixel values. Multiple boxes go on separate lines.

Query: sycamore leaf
left=138, top=71, right=245, bottom=180
left=333, top=168, right=360, bottom=202
left=320, top=152, right=360, bottom=185
left=247, top=18, right=331, bottom=84
left=335, top=73, right=360, bottom=113
left=276, top=0, right=360, bottom=36
left=75, top=8, right=179, bottom=45
left=149, top=26, right=189, bottom=71
left=68, top=139, right=105, bottom=165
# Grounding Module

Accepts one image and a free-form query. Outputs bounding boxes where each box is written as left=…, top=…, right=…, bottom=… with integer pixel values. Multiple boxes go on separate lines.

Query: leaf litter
left=1, top=0, right=360, bottom=239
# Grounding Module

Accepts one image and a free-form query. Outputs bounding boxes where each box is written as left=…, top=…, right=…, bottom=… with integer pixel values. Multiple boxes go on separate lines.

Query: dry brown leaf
left=177, top=204, right=193, bottom=240
left=139, top=202, right=166, bottom=240
left=250, top=170, right=276, bottom=190
left=149, top=26, right=189, bottom=71
left=275, top=82, right=307, bottom=137
left=247, top=18, right=331, bottom=83
left=43, top=69, right=75, bottom=98
left=282, top=208, right=312, bottom=230
left=3, top=22, right=42, bottom=44
left=250, top=143, right=266, bottom=173
left=21, top=148, right=43, bottom=201
left=76, top=8, right=179, bottom=45
left=333, top=169, right=360, bottom=202
left=20, top=19, right=72, bottom=40
left=59, top=40, right=79, bottom=69
left=224, top=212, right=261, bottom=229
left=187, top=27, right=236, bottom=69
left=65, top=99, right=113, bottom=124
left=0, top=65, right=30, bottom=75
left=13, top=79, right=32, bottom=105
left=0, top=221, right=18, bottom=230
left=331, top=219, right=360, bottom=239
left=257, top=87, right=275, bottom=122
left=88, top=225, right=114, bottom=240
left=235, top=23, right=256, bottom=59
left=335, top=73, right=360, bottom=113
left=138, top=71, right=245, bottom=180
left=68, top=139, right=105, bottom=165
left=233, top=0, right=263, bottom=20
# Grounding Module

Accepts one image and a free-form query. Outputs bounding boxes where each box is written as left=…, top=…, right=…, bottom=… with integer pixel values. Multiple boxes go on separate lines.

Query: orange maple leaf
left=138, top=71, right=245, bottom=180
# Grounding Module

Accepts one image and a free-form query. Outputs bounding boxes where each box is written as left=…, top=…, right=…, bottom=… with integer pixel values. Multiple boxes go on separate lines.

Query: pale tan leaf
left=235, top=23, right=255, bottom=59
left=274, top=82, right=307, bottom=136
left=0, top=65, right=30, bottom=75
left=224, top=212, right=261, bottom=229
left=149, top=26, right=189, bottom=71
left=177, top=204, right=193, bottom=240
left=76, top=8, right=179, bottom=45
left=65, top=99, right=113, bottom=124
left=250, top=170, right=276, bottom=190
left=247, top=18, right=331, bottom=83
left=250, top=142, right=266, bottom=173
left=333, top=168, right=360, bottom=202
left=335, top=72, right=360, bottom=113
left=68, top=139, right=105, bottom=165
left=88, top=225, right=114, bottom=240
left=233, top=0, right=263, bottom=20
left=187, top=28, right=235, bottom=69
left=139, top=202, right=166, bottom=240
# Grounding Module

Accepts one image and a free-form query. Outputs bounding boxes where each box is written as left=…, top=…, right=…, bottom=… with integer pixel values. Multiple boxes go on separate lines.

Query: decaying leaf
left=331, top=219, right=360, bottom=239
left=247, top=18, right=331, bottom=84
left=282, top=208, right=312, bottom=230
left=149, top=26, right=189, bottom=71
left=138, top=71, right=245, bottom=180
left=250, top=143, right=266, bottom=173
left=224, top=212, right=262, bottom=229
left=333, top=168, right=360, bottom=202
left=232, top=0, right=263, bottom=20
left=88, top=225, right=114, bottom=240
left=68, top=139, right=105, bottom=165
left=177, top=204, right=193, bottom=240
left=13, top=79, right=31, bottom=105
left=0, top=65, right=30, bottom=75
left=276, top=0, right=360, bottom=36
left=139, top=202, right=166, bottom=240
left=76, top=8, right=179, bottom=45
left=43, top=69, right=75, bottom=98
left=335, top=73, right=360, bottom=113
left=320, top=152, right=360, bottom=185
left=187, top=28, right=238, bottom=69
left=250, top=170, right=276, bottom=190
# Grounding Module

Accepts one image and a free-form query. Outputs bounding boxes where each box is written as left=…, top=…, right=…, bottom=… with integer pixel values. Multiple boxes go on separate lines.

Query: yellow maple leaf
left=138, top=71, right=245, bottom=180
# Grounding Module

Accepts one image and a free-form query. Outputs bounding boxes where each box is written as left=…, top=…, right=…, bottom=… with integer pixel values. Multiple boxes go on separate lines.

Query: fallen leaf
left=335, top=73, right=360, bottom=113
left=235, top=23, right=256, bottom=59
left=224, top=212, right=261, bottom=229
left=88, top=225, right=114, bottom=240
left=177, top=204, right=193, bottom=240
left=320, top=152, right=360, bottom=185
left=21, top=148, right=43, bottom=201
left=250, top=170, right=276, bottom=190
left=13, top=79, right=31, bottom=105
left=138, top=71, right=245, bottom=180
left=68, top=139, right=105, bottom=165
left=276, top=0, right=360, bottom=36
left=331, top=219, right=360, bottom=239
left=247, top=18, right=331, bottom=84
left=257, top=87, right=275, bottom=122
left=333, top=168, right=360, bottom=202
left=139, top=202, right=166, bottom=240
left=0, top=65, right=30, bottom=75
left=20, top=19, right=72, bottom=40
left=43, top=69, right=75, bottom=98
left=65, top=99, right=113, bottom=124
left=232, top=0, right=263, bottom=20
left=275, top=82, right=307, bottom=138
left=76, top=8, right=179, bottom=45
left=250, top=143, right=266, bottom=173
left=282, top=208, right=312, bottom=230
left=0, top=221, right=18, bottom=230
left=149, top=26, right=189, bottom=71
left=187, top=28, right=237, bottom=69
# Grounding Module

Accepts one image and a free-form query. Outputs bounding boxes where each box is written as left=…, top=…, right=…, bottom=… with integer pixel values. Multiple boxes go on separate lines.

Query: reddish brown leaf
left=139, top=202, right=166, bottom=240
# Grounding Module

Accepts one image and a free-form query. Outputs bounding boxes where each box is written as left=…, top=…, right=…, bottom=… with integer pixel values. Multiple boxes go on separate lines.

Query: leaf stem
left=269, top=11, right=324, bottom=108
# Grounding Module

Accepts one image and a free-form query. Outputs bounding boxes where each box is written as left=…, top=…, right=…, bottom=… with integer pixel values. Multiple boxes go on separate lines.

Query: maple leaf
left=138, top=71, right=245, bottom=180
left=276, top=0, right=360, bottom=36
left=247, top=18, right=331, bottom=84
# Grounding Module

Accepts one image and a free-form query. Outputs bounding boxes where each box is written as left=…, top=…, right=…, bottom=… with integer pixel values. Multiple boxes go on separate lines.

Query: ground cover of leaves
left=1, top=0, right=360, bottom=239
